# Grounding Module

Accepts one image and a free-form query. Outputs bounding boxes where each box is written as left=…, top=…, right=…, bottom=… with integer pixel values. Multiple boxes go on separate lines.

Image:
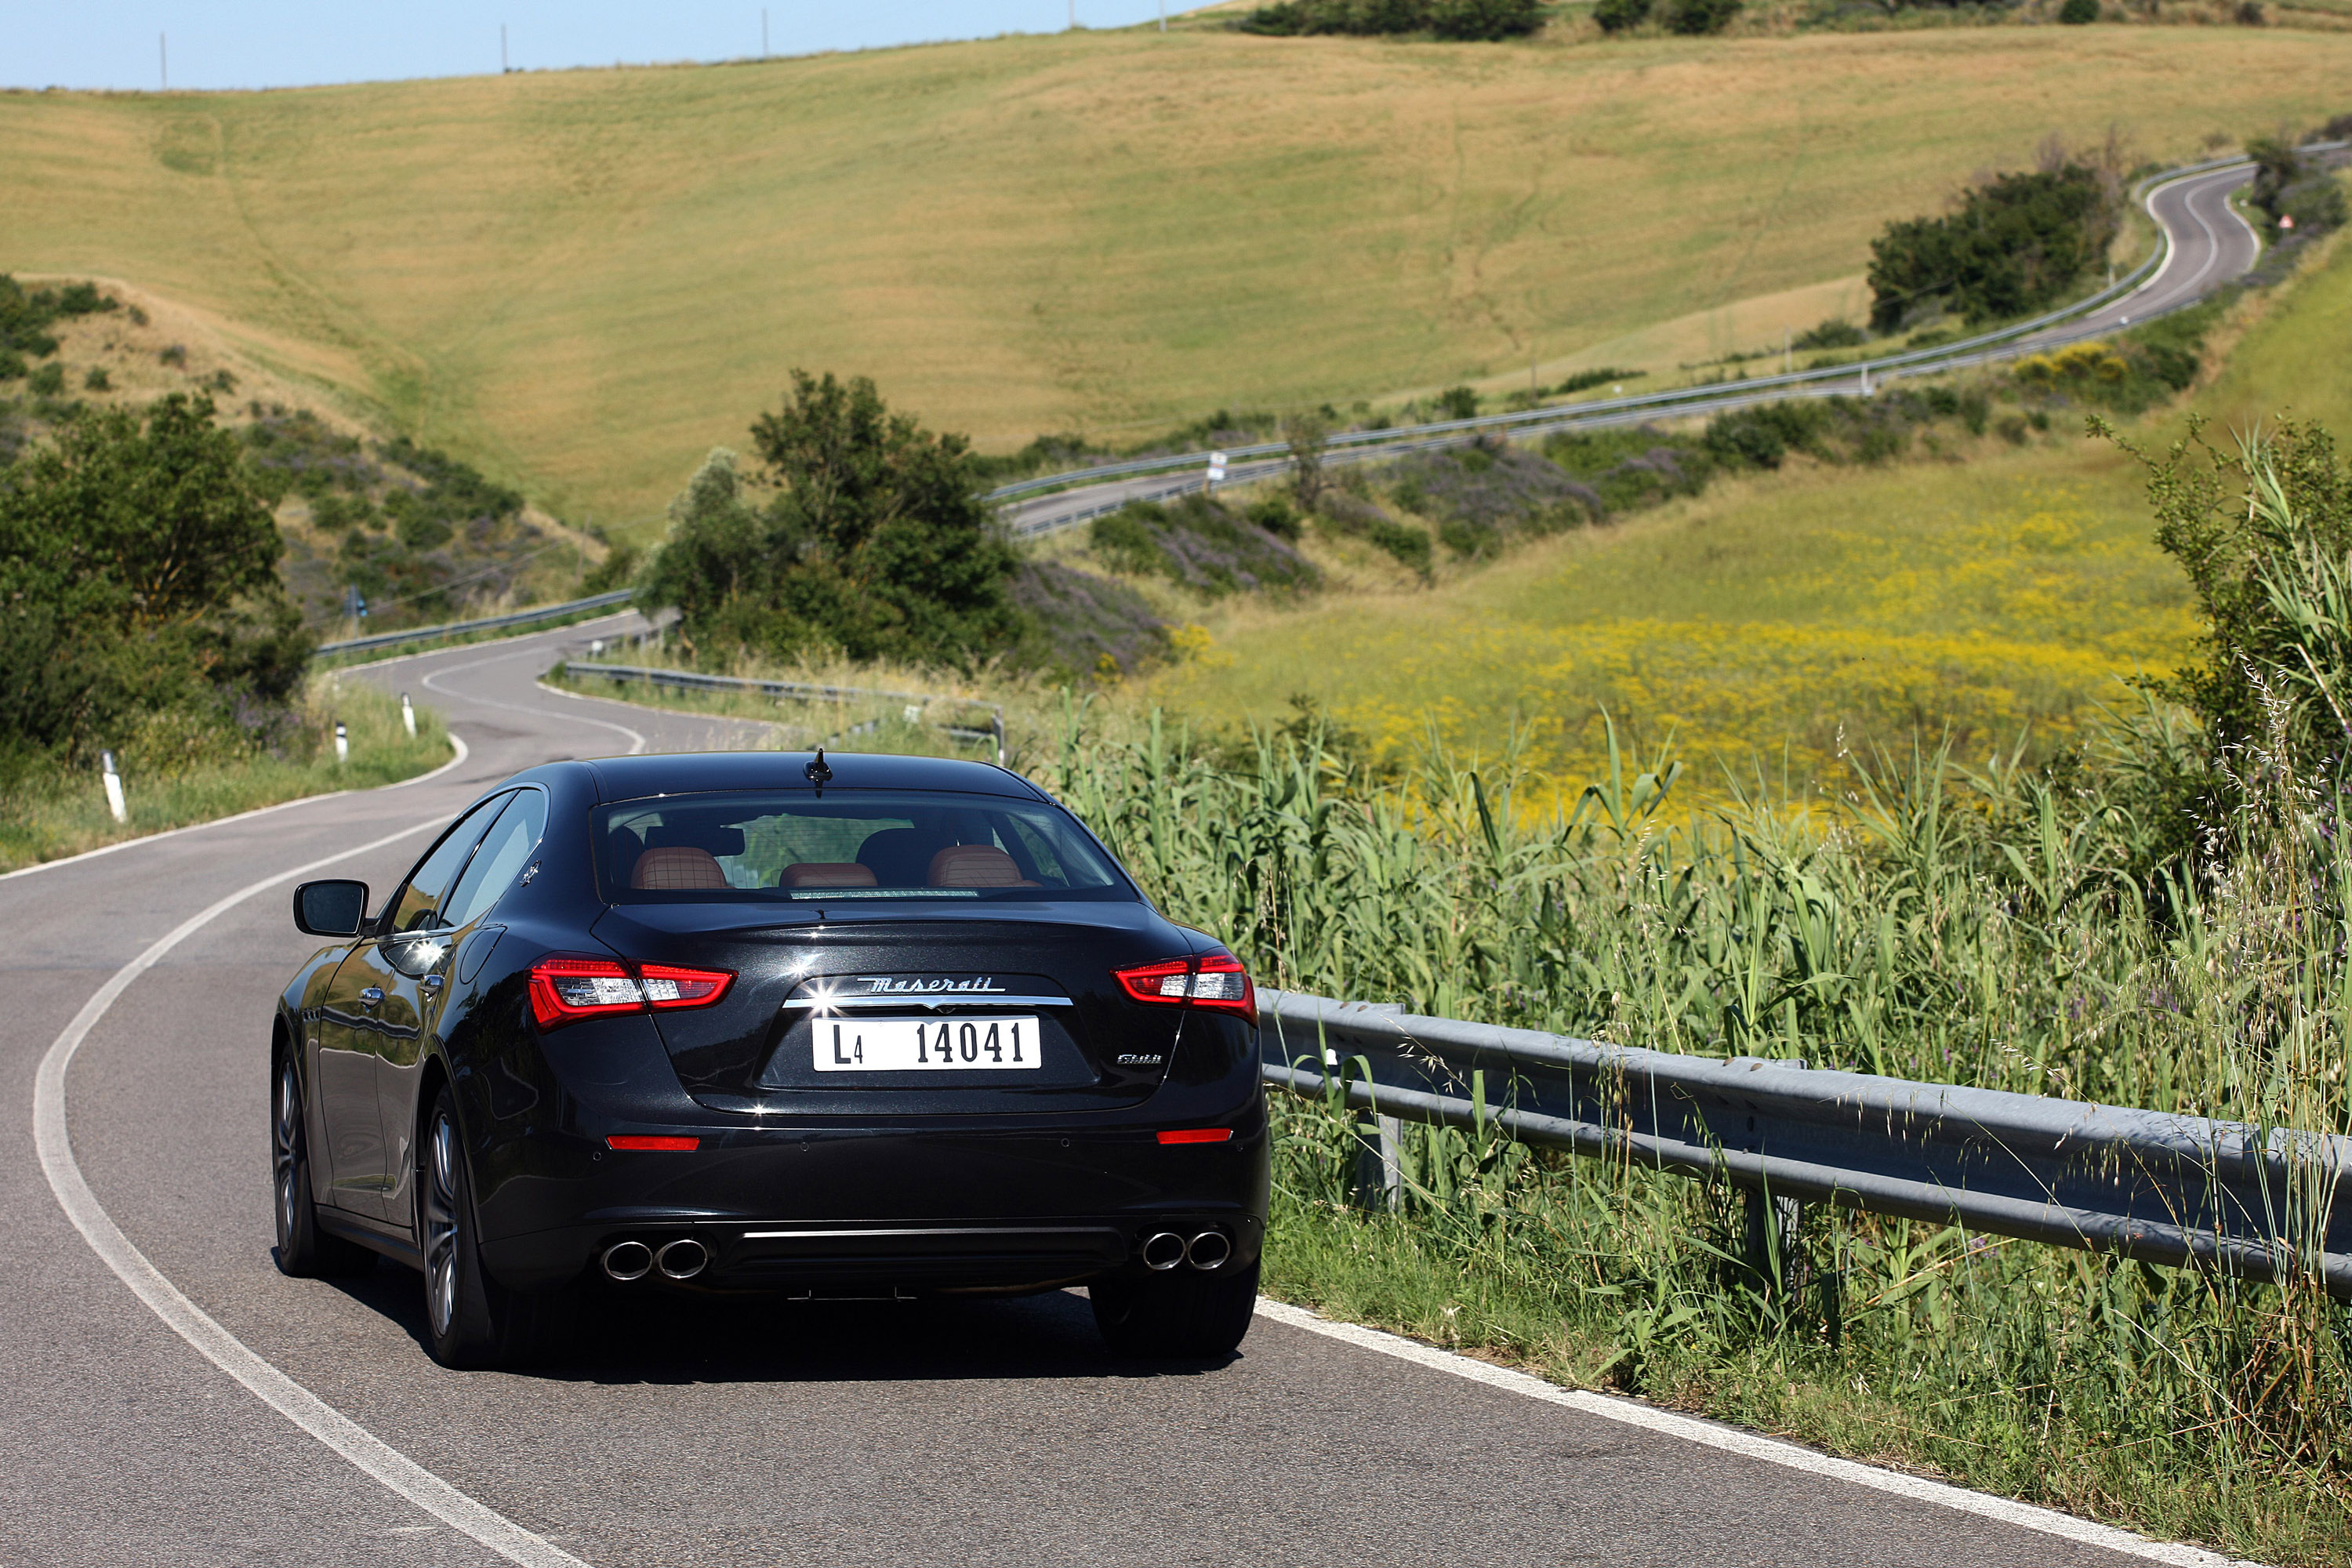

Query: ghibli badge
left=1116, top=1053, right=1164, bottom=1066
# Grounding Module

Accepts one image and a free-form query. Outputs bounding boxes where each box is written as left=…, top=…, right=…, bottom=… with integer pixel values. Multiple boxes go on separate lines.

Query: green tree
left=641, top=373, right=1024, bottom=669
left=0, top=393, right=307, bottom=763
left=1867, top=165, right=2118, bottom=329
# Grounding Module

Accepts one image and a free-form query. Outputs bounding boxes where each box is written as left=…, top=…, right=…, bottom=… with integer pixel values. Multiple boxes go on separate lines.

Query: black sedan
left=274, top=750, right=1269, bottom=1368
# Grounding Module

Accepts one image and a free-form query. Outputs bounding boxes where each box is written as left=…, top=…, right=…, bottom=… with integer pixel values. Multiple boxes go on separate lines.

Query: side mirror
left=293, top=880, right=371, bottom=938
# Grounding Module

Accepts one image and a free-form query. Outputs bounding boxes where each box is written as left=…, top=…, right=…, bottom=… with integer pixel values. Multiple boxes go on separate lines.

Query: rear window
left=592, top=789, right=1134, bottom=904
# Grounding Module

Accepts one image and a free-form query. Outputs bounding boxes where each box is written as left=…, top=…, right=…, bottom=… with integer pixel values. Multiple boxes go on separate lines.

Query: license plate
left=811, top=1016, right=1043, bottom=1072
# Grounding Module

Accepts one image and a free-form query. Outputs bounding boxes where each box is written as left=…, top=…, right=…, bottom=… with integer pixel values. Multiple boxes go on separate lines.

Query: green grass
left=1149, top=229, right=2352, bottom=804
left=0, top=681, right=453, bottom=873
left=4, top=29, right=2350, bottom=527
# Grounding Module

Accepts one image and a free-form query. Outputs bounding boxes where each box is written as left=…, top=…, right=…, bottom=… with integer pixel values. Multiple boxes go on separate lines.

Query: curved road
left=1002, top=162, right=2266, bottom=538
left=2, top=644, right=2252, bottom=1563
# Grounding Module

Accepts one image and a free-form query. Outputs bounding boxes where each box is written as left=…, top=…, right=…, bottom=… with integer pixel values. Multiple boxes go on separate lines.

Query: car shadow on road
left=324, top=1266, right=1240, bottom=1387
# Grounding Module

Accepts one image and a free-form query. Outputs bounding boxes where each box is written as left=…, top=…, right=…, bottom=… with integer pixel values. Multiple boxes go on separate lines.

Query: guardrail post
left=1743, top=1186, right=1804, bottom=1300
left=1355, top=1114, right=1403, bottom=1213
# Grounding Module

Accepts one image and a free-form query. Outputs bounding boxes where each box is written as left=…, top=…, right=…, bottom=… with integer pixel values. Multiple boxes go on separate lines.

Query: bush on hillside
left=638, top=374, right=1024, bottom=670
left=1593, top=0, right=1653, bottom=31
left=2245, top=137, right=2348, bottom=241
left=1665, top=0, right=1742, bottom=32
left=1089, top=495, right=1322, bottom=598
left=2057, top=0, right=2099, bottom=21
left=0, top=394, right=309, bottom=774
left=1011, top=561, right=1169, bottom=680
left=1388, top=441, right=1599, bottom=558
left=1867, top=164, right=2118, bottom=329
left=1792, top=318, right=1868, bottom=351
left=1434, top=385, right=1479, bottom=421
left=0, top=274, right=115, bottom=379
left=1236, top=0, right=1546, bottom=37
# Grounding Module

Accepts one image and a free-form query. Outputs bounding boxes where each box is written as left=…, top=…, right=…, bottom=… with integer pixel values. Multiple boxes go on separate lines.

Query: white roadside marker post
left=335, top=722, right=350, bottom=767
left=401, top=692, right=417, bottom=739
left=100, top=750, right=127, bottom=824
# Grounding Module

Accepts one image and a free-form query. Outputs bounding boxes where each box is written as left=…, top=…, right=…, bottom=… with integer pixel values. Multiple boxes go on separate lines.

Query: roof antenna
left=805, top=747, right=833, bottom=790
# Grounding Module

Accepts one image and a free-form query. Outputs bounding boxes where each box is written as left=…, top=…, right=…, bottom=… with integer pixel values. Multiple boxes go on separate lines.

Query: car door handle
left=420, top=974, right=445, bottom=993
left=360, top=986, right=384, bottom=1007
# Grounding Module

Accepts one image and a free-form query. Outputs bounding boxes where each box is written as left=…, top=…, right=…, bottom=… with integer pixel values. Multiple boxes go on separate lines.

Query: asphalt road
left=1000, top=162, right=2265, bottom=539
left=1, top=618, right=2249, bottom=1566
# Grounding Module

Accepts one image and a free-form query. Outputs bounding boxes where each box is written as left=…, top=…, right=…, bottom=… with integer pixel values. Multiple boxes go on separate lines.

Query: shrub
left=1792, top=318, right=1867, bottom=351
left=1435, top=385, right=1479, bottom=421
left=1868, top=165, right=2118, bottom=329
left=1387, top=441, right=1599, bottom=539
left=1235, top=0, right=1543, bottom=34
left=1247, top=495, right=1304, bottom=540
left=27, top=363, right=65, bottom=397
left=581, top=543, right=641, bottom=595
left=1548, top=366, right=1645, bottom=394
left=1702, top=401, right=1830, bottom=470
left=1665, top=0, right=1740, bottom=31
left=2058, top=0, right=2099, bottom=20
left=82, top=367, right=110, bottom=392
left=640, top=375, right=1025, bottom=670
left=1088, top=495, right=1320, bottom=598
left=0, top=393, right=307, bottom=767
left=1012, top=560, right=1169, bottom=679
left=158, top=344, right=186, bottom=367
left=1593, top=0, right=1653, bottom=31
left=2246, top=137, right=2347, bottom=240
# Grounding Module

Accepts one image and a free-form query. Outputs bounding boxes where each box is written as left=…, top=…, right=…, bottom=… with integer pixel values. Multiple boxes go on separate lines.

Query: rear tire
left=419, top=1087, right=561, bottom=1368
left=1091, top=1258, right=1259, bottom=1359
left=272, top=1054, right=376, bottom=1279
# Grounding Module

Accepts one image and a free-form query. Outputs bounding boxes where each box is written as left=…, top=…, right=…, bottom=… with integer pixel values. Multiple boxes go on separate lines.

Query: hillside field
left=1145, top=228, right=2352, bottom=798
left=4, top=26, right=2350, bottom=528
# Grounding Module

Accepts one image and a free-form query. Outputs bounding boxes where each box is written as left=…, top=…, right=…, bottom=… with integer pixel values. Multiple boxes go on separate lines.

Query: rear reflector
left=1156, top=1128, right=1234, bottom=1145
left=529, top=955, right=735, bottom=1030
left=606, top=1135, right=699, bottom=1152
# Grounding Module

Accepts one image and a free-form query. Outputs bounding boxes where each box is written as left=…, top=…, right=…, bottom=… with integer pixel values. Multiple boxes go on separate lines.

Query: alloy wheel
left=423, top=1111, right=461, bottom=1338
left=273, top=1063, right=302, bottom=1245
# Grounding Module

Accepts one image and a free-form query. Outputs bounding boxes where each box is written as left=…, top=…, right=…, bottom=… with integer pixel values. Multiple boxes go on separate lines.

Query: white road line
left=423, top=648, right=648, bottom=755
left=1254, top=1300, right=2259, bottom=1568
left=32, top=773, right=590, bottom=1568
left=0, top=733, right=472, bottom=885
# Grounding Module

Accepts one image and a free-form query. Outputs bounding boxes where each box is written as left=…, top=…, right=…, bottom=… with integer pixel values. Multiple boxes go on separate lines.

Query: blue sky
left=2, top=2, right=1178, bottom=92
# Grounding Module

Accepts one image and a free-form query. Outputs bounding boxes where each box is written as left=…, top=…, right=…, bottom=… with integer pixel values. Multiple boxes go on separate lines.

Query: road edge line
left=1251, top=1298, right=2259, bottom=1568
left=0, top=731, right=471, bottom=885
left=31, top=806, right=589, bottom=1568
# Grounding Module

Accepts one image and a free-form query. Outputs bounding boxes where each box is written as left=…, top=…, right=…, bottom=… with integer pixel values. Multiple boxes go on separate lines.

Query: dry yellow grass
left=4, top=26, right=2348, bottom=528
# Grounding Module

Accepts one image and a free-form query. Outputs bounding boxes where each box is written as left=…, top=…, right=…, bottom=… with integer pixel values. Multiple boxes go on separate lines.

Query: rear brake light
left=606, top=1135, right=699, bottom=1152
left=529, top=956, right=735, bottom=1030
left=1112, top=952, right=1256, bottom=1021
left=1157, top=1128, right=1233, bottom=1145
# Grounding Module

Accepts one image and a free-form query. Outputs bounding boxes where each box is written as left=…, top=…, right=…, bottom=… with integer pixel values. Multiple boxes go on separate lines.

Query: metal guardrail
left=996, top=148, right=2338, bottom=534
left=561, top=661, right=1007, bottom=763
left=1258, top=991, right=2352, bottom=1298
left=314, top=590, right=637, bottom=657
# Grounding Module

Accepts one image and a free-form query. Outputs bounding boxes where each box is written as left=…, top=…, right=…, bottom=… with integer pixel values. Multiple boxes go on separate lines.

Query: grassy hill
left=4, top=25, right=2349, bottom=530
left=1144, top=228, right=2352, bottom=801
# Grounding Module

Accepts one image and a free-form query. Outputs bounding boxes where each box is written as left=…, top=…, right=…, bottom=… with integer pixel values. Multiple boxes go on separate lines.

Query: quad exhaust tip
left=1185, top=1231, right=1232, bottom=1272
left=1141, top=1232, right=1187, bottom=1271
left=657, top=1238, right=708, bottom=1280
left=601, top=1240, right=654, bottom=1282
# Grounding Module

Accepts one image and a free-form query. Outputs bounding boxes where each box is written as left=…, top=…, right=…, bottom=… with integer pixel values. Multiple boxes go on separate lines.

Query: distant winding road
left=1000, top=160, right=2267, bottom=539
left=0, top=615, right=2260, bottom=1566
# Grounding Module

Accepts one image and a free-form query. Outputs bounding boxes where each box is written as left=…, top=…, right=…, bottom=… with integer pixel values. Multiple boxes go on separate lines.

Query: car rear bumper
left=474, top=1096, right=1271, bottom=1294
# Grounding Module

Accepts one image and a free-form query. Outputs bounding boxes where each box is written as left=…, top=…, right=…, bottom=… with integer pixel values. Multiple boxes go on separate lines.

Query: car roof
left=575, top=751, right=1049, bottom=805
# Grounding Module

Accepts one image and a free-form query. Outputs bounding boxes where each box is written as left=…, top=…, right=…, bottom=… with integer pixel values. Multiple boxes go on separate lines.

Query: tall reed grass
left=1033, top=694, right=2350, bottom=1561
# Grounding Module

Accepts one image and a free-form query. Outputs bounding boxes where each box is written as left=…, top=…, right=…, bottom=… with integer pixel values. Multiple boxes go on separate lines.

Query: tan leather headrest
left=927, top=844, right=1036, bottom=888
left=631, top=846, right=728, bottom=891
left=782, top=862, right=879, bottom=889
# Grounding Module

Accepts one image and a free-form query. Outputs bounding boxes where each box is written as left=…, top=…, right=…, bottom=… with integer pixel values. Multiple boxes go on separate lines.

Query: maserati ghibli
left=272, top=750, right=1269, bottom=1367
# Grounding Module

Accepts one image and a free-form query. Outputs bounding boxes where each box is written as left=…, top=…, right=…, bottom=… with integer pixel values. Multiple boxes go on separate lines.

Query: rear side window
left=593, top=789, right=1132, bottom=904
left=443, top=789, right=548, bottom=929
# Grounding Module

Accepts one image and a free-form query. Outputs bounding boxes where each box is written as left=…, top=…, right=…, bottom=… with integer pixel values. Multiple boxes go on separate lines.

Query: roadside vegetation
left=0, top=368, right=457, bottom=870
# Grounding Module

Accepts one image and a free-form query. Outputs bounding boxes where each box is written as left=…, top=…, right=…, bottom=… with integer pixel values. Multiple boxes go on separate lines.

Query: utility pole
left=1069, top=1, right=1077, bottom=29
left=763, top=9, right=770, bottom=56
left=500, top=24, right=509, bottom=73
left=1160, top=1, right=1167, bottom=27
left=159, top=33, right=167, bottom=91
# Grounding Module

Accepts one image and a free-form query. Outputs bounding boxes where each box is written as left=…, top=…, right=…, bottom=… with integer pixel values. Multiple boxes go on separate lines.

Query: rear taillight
left=528, top=956, right=735, bottom=1030
left=1112, top=952, right=1256, bottom=1021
